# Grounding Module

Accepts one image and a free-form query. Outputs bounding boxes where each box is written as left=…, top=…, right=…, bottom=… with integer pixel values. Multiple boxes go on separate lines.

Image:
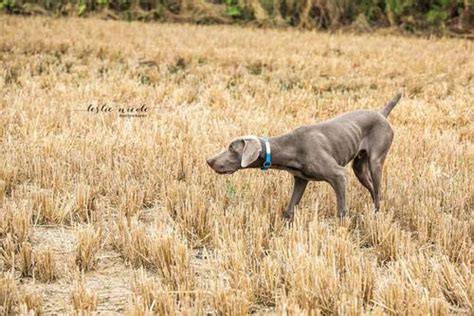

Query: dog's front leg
left=283, top=176, right=308, bottom=221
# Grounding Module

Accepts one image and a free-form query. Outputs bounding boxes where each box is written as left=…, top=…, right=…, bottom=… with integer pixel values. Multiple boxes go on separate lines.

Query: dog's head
left=207, top=136, right=262, bottom=174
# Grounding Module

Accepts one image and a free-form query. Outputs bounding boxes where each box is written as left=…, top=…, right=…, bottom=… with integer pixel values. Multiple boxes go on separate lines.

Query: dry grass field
left=0, top=16, right=473, bottom=315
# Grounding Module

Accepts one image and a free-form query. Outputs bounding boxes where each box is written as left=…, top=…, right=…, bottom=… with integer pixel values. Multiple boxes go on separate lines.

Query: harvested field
left=0, top=16, right=472, bottom=314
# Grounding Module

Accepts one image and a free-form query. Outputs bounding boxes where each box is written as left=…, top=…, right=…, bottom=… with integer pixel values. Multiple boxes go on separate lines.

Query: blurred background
left=1, top=0, right=473, bottom=35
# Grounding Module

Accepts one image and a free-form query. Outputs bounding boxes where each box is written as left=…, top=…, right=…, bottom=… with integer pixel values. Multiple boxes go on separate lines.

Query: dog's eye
left=228, top=146, right=235, bottom=153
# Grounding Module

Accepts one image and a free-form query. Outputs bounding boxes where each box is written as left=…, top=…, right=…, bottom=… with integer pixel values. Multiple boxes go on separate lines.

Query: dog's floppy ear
left=241, top=138, right=261, bottom=168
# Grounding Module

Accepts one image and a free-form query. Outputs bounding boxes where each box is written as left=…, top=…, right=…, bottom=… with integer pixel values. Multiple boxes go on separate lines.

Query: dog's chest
left=281, top=166, right=322, bottom=181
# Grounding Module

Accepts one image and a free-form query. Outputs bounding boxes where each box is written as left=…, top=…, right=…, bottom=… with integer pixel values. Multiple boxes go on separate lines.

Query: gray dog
left=207, top=94, right=401, bottom=220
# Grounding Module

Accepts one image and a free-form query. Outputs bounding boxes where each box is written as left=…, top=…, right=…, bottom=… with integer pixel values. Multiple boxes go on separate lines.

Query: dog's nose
left=206, top=158, right=213, bottom=167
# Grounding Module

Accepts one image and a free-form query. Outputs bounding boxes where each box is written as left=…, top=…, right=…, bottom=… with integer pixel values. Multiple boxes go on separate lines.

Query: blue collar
left=261, top=138, right=272, bottom=170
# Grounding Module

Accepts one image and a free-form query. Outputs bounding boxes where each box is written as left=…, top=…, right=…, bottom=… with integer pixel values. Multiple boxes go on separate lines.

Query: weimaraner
left=207, top=94, right=401, bottom=220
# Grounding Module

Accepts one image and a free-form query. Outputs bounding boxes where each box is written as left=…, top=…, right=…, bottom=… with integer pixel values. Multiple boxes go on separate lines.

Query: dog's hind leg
left=368, top=157, right=385, bottom=212
left=368, top=148, right=392, bottom=213
left=352, top=152, right=375, bottom=203
left=367, top=124, right=394, bottom=212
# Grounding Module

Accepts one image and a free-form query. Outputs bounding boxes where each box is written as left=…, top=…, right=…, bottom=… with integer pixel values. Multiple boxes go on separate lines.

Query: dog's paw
left=282, top=212, right=294, bottom=227
left=337, top=209, right=347, bottom=218
left=283, top=210, right=293, bottom=219
left=283, top=218, right=293, bottom=228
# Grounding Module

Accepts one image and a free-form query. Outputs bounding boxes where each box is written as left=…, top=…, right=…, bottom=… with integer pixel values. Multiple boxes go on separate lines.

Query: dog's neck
left=261, top=134, right=301, bottom=171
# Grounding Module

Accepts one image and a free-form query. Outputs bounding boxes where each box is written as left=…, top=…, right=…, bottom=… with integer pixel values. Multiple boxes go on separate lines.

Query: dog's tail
left=380, top=93, right=402, bottom=118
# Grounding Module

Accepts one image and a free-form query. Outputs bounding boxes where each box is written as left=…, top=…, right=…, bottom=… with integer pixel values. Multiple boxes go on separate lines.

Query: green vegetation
left=1, top=0, right=473, bottom=33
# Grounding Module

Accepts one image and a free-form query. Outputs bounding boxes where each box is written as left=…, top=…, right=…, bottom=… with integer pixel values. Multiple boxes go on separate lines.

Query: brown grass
left=19, top=242, right=35, bottom=278
left=74, top=225, right=103, bottom=272
left=0, top=15, right=472, bottom=314
left=35, top=247, right=58, bottom=283
left=0, top=274, right=19, bottom=314
left=129, top=270, right=180, bottom=314
left=21, top=291, right=44, bottom=316
left=70, top=275, right=98, bottom=313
